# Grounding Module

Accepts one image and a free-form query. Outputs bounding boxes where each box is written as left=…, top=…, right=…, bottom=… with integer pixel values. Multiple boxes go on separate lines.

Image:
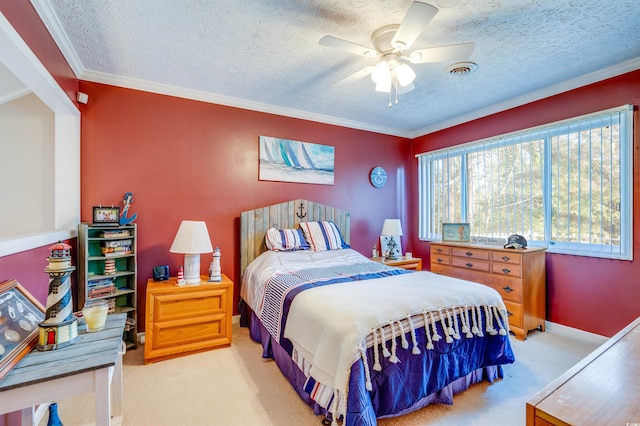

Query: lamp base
left=183, top=254, right=202, bottom=285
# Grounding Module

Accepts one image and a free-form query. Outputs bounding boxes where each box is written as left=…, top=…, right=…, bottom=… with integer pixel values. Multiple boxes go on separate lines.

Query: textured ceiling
left=37, top=0, right=640, bottom=137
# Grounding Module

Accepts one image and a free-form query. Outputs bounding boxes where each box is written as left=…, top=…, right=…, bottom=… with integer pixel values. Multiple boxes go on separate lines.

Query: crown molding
left=80, top=69, right=412, bottom=138
left=30, top=0, right=85, bottom=78
left=410, top=57, right=640, bottom=138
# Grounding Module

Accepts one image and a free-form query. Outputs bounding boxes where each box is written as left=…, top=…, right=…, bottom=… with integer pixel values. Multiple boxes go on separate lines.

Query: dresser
left=526, top=316, right=640, bottom=425
left=430, top=242, right=546, bottom=340
left=144, top=275, right=233, bottom=364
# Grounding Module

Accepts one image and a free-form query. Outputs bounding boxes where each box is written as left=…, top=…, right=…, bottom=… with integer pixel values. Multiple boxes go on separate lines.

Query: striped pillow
left=265, top=228, right=310, bottom=251
left=299, top=221, right=350, bottom=251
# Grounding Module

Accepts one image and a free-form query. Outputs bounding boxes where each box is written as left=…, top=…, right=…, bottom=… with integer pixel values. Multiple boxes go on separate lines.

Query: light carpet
left=41, top=321, right=605, bottom=426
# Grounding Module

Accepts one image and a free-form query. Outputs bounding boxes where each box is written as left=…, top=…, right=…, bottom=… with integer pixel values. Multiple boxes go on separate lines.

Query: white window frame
left=418, top=104, right=633, bottom=260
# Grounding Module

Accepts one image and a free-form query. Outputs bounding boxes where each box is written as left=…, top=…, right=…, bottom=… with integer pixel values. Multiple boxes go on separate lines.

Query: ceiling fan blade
left=408, top=42, right=475, bottom=64
left=391, top=2, right=438, bottom=50
left=333, top=66, right=375, bottom=86
left=320, top=36, right=377, bottom=57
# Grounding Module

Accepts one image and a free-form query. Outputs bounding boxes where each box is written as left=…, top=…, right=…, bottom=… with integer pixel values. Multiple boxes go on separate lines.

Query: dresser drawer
left=451, top=247, right=491, bottom=260
left=491, top=262, right=523, bottom=278
left=492, top=252, right=522, bottom=265
left=431, top=254, right=450, bottom=266
left=504, top=300, right=523, bottom=328
left=431, top=245, right=450, bottom=256
left=484, top=276, right=522, bottom=303
left=451, top=257, right=490, bottom=272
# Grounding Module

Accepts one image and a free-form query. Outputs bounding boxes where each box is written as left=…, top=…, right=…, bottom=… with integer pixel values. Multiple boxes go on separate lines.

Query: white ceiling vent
left=447, top=62, right=478, bottom=76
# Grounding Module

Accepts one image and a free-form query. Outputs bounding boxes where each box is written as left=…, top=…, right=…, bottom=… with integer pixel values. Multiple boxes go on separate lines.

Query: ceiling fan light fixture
left=371, top=61, right=390, bottom=84
left=396, top=63, right=416, bottom=87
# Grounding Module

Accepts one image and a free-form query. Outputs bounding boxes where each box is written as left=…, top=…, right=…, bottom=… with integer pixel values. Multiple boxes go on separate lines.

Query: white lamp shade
left=170, top=221, right=213, bottom=285
left=170, top=220, right=213, bottom=254
left=381, top=219, right=403, bottom=236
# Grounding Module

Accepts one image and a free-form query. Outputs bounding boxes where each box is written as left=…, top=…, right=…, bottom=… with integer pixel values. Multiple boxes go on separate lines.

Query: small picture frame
left=442, top=222, right=470, bottom=242
left=92, top=206, right=120, bottom=226
left=380, top=235, right=403, bottom=259
left=0, top=279, right=46, bottom=381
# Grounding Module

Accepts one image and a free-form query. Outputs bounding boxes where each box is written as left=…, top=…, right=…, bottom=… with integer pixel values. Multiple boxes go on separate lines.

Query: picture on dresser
left=0, top=279, right=45, bottom=380
left=259, top=136, right=334, bottom=185
left=442, top=222, right=470, bottom=242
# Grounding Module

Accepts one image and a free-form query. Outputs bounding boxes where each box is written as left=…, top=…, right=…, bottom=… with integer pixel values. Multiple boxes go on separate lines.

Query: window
left=418, top=104, right=633, bottom=260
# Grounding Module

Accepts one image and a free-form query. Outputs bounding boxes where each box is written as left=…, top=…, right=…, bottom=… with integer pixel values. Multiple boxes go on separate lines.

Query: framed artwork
left=442, top=222, right=470, bottom=242
left=0, top=279, right=46, bottom=381
left=380, top=235, right=403, bottom=259
left=259, top=136, right=334, bottom=185
left=92, top=206, right=120, bottom=225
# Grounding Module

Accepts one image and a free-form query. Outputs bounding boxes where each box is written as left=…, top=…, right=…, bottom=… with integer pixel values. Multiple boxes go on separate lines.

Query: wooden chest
left=430, top=242, right=546, bottom=340
left=526, top=316, right=640, bottom=425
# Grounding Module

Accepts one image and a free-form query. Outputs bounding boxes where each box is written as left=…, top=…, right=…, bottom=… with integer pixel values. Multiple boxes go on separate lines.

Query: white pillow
left=265, top=228, right=310, bottom=251
left=299, top=221, right=349, bottom=251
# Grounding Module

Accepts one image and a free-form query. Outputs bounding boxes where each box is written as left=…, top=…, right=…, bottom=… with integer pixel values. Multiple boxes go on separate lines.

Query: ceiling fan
left=320, top=1, right=475, bottom=106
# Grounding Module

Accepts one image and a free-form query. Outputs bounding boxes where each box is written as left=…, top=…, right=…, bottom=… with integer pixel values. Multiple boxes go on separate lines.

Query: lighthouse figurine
left=37, top=241, right=79, bottom=350
left=209, top=247, right=221, bottom=282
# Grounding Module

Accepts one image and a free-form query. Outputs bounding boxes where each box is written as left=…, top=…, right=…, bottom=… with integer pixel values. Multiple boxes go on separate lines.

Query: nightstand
left=371, top=256, right=423, bottom=271
left=144, top=274, right=233, bottom=364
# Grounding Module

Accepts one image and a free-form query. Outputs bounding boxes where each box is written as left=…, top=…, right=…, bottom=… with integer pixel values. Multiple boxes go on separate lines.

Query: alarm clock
left=153, top=265, right=169, bottom=281
left=369, top=166, right=387, bottom=188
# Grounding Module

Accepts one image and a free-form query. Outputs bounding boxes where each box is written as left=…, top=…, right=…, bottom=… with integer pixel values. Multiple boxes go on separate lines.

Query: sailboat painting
left=259, top=136, right=334, bottom=185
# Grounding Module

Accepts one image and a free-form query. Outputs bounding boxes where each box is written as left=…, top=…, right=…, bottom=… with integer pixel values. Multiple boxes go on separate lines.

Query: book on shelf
left=101, top=229, right=131, bottom=238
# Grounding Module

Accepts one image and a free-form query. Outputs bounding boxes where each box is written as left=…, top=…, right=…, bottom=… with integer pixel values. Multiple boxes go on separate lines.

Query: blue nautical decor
left=120, top=192, right=138, bottom=225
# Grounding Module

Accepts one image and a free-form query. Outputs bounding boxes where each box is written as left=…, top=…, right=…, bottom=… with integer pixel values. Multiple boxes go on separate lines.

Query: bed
left=239, top=200, right=515, bottom=426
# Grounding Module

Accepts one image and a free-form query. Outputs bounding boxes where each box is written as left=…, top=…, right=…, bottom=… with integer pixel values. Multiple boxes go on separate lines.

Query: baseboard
left=544, top=321, right=608, bottom=346
left=232, top=314, right=240, bottom=324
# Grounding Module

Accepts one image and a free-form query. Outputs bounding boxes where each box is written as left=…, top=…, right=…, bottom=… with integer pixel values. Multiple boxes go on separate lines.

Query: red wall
left=0, top=1, right=78, bottom=105
left=409, top=70, right=640, bottom=337
left=78, top=81, right=410, bottom=329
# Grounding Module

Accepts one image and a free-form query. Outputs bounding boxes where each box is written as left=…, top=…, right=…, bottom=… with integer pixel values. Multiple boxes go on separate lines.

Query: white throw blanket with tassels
left=283, top=270, right=508, bottom=422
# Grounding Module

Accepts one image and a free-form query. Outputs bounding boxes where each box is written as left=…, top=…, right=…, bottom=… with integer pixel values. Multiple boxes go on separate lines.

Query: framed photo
left=380, top=235, right=403, bottom=259
left=92, top=206, right=120, bottom=226
left=0, top=279, right=46, bottom=381
left=442, top=222, right=470, bottom=242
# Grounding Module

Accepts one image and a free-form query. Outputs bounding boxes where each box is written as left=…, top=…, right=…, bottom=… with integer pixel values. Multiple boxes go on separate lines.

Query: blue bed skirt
left=241, top=304, right=514, bottom=425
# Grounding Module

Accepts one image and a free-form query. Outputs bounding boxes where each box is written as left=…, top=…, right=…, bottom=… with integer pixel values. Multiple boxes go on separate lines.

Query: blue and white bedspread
left=241, top=249, right=515, bottom=425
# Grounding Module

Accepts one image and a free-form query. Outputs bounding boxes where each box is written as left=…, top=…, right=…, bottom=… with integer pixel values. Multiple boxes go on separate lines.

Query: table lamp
left=381, top=219, right=403, bottom=260
left=169, top=220, right=213, bottom=284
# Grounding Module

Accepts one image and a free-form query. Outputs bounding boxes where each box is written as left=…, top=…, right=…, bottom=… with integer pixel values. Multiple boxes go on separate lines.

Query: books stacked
left=101, top=239, right=132, bottom=256
left=88, top=278, right=115, bottom=299
left=101, top=229, right=131, bottom=238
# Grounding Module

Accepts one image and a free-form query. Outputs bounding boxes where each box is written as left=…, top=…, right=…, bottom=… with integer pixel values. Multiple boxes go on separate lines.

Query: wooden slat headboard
left=240, top=199, right=350, bottom=276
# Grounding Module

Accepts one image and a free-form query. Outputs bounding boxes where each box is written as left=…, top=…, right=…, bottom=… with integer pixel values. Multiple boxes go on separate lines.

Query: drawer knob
left=502, top=256, right=510, bottom=261
left=506, top=310, right=514, bottom=317
left=502, top=268, right=511, bottom=274
left=465, top=251, right=473, bottom=257
left=465, top=262, right=473, bottom=268
left=437, top=258, right=443, bottom=263
left=436, top=248, right=443, bottom=253
left=503, top=286, right=514, bottom=293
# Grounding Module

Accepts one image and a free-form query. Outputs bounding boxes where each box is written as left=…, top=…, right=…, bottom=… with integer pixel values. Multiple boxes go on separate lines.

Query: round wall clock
left=369, top=166, right=387, bottom=188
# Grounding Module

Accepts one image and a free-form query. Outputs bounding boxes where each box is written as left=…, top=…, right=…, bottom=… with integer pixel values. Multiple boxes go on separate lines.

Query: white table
left=0, top=314, right=126, bottom=426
